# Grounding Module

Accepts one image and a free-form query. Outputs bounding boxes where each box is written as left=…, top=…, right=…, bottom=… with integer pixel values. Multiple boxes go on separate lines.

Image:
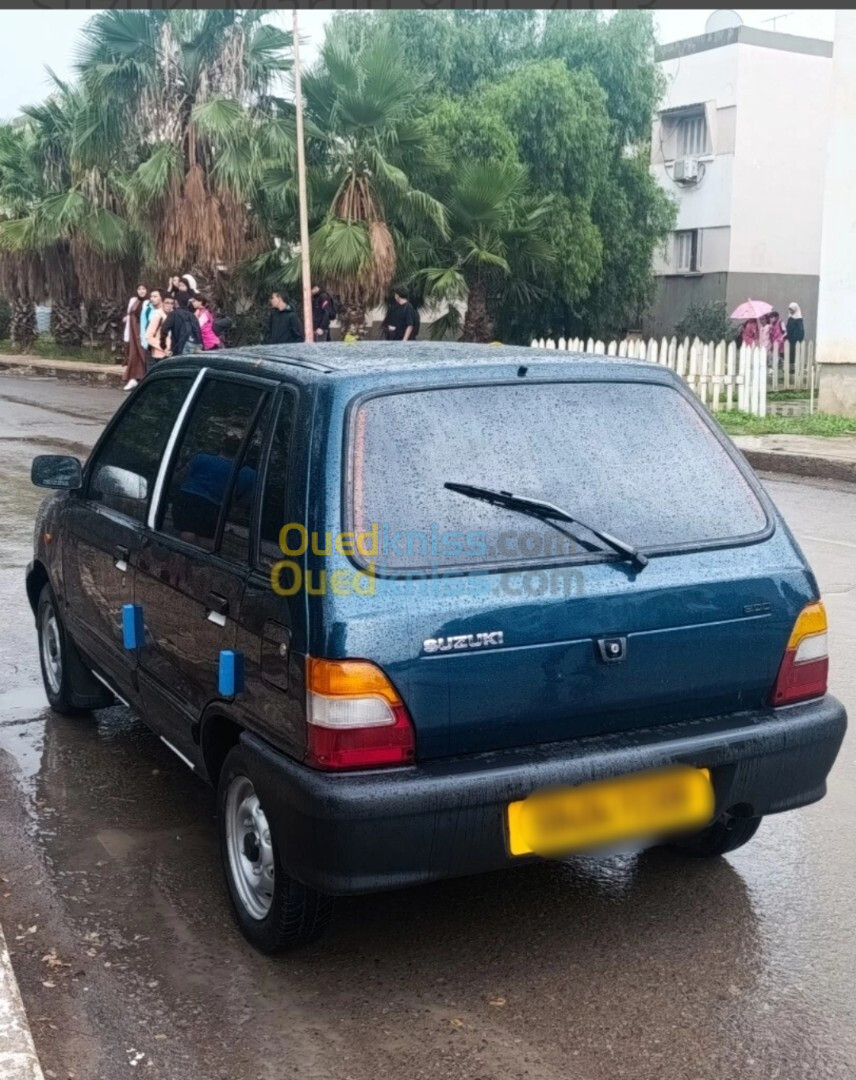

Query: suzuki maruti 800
left=28, top=344, right=846, bottom=951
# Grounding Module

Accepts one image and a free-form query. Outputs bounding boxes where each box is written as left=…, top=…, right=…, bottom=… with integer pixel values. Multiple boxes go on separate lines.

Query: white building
left=647, top=25, right=833, bottom=339
left=816, top=11, right=856, bottom=416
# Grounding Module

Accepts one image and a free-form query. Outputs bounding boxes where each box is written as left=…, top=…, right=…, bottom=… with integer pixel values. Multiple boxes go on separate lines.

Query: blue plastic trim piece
left=219, top=650, right=245, bottom=697
left=122, top=604, right=144, bottom=650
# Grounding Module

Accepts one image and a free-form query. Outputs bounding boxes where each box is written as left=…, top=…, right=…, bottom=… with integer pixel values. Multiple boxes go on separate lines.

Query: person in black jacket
left=267, top=291, right=304, bottom=344
left=385, top=287, right=419, bottom=341
left=786, top=302, right=805, bottom=348
left=311, top=285, right=334, bottom=341
left=161, top=303, right=202, bottom=356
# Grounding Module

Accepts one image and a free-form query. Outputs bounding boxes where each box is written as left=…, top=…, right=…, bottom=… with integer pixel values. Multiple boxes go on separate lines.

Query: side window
left=258, top=394, right=296, bottom=568
left=219, top=400, right=271, bottom=564
left=158, top=379, right=265, bottom=552
left=89, top=377, right=192, bottom=522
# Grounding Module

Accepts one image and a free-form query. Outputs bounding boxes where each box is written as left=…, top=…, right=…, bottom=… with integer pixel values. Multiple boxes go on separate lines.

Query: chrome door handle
left=114, top=545, right=129, bottom=572
left=206, top=592, right=229, bottom=626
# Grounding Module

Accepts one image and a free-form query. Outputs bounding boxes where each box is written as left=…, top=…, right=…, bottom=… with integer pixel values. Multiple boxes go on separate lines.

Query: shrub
left=674, top=301, right=734, bottom=343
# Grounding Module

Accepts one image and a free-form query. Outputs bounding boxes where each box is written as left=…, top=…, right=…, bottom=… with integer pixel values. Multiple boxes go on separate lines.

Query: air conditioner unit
left=674, top=157, right=700, bottom=183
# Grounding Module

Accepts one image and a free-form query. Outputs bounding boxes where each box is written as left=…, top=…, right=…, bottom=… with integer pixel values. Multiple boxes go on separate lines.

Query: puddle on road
left=0, top=684, right=49, bottom=787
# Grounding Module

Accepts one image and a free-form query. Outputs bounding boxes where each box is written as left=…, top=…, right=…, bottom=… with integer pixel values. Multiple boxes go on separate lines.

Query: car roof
left=155, top=342, right=664, bottom=387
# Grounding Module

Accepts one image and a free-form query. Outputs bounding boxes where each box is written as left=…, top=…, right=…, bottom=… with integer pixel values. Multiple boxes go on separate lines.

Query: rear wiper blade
left=445, top=482, right=648, bottom=572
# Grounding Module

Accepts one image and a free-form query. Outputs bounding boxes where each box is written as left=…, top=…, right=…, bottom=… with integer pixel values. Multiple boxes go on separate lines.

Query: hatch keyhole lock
left=597, top=637, right=627, bottom=664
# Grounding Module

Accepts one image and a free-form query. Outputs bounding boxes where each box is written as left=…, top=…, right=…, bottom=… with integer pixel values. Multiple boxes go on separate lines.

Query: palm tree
left=0, top=123, right=45, bottom=350
left=301, top=33, right=447, bottom=337
left=0, top=75, right=137, bottom=352
left=27, top=73, right=139, bottom=350
left=417, top=160, right=554, bottom=342
left=76, top=10, right=294, bottom=295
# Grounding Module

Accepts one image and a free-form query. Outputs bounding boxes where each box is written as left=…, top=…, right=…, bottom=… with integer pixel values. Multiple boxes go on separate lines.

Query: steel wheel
left=41, top=604, right=63, bottom=696
left=224, top=774, right=275, bottom=921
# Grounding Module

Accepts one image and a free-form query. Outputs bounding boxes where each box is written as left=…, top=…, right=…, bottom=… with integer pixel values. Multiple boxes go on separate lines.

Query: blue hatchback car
left=28, top=343, right=847, bottom=951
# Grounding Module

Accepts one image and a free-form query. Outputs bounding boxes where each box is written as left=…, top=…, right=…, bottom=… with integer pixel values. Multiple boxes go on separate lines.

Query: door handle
left=114, top=545, right=129, bottom=572
left=206, top=592, right=229, bottom=626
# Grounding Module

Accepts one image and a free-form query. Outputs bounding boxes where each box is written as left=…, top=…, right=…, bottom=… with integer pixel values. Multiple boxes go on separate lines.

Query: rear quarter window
left=348, top=380, right=769, bottom=572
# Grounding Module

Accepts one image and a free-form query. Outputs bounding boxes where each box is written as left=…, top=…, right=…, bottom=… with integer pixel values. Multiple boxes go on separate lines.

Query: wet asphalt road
left=0, top=373, right=855, bottom=1080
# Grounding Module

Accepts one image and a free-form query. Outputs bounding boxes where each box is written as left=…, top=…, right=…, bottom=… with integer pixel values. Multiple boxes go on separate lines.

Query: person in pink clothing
left=190, top=297, right=221, bottom=351
left=741, top=319, right=759, bottom=347
left=767, top=311, right=786, bottom=351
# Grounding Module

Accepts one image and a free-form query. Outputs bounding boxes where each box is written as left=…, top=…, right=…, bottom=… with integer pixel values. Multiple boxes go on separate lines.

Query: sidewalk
left=0, top=353, right=123, bottom=384
left=734, top=434, right=856, bottom=484
left=0, top=922, right=44, bottom=1080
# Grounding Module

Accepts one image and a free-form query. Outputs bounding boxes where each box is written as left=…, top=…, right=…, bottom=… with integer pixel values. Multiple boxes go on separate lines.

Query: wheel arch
left=26, top=560, right=50, bottom=616
left=199, top=707, right=245, bottom=787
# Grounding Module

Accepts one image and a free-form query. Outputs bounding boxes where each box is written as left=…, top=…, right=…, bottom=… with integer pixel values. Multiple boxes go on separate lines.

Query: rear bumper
left=242, top=695, right=847, bottom=896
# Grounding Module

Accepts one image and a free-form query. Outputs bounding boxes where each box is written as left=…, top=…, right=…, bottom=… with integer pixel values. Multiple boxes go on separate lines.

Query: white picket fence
left=530, top=336, right=818, bottom=419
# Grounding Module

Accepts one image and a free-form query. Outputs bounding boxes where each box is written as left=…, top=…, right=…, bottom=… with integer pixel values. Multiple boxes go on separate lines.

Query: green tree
left=418, top=160, right=554, bottom=342
left=675, top=300, right=735, bottom=343
left=76, top=9, right=294, bottom=297
left=327, top=10, right=674, bottom=343
left=0, top=123, right=46, bottom=350
left=328, top=10, right=540, bottom=98
left=299, top=32, right=447, bottom=336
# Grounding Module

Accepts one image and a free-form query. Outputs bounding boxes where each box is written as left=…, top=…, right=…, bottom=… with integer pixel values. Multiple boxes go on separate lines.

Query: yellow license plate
left=507, top=766, right=714, bottom=857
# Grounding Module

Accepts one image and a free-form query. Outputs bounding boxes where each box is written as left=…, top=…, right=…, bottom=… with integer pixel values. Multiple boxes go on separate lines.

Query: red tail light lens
left=305, top=658, right=415, bottom=770
left=770, top=601, right=829, bottom=706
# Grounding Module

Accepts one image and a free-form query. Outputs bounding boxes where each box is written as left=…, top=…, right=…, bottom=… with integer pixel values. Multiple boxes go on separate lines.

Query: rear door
left=343, top=378, right=807, bottom=758
left=62, top=375, right=193, bottom=701
left=136, top=375, right=271, bottom=758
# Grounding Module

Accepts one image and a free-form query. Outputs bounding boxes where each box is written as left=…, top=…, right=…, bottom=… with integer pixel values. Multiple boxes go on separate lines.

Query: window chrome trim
left=146, top=367, right=208, bottom=530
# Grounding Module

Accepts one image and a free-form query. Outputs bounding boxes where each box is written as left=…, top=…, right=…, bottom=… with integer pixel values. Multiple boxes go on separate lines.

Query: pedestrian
left=175, top=275, right=197, bottom=309
left=267, top=291, right=304, bottom=344
left=311, top=284, right=334, bottom=341
left=768, top=311, right=786, bottom=352
left=385, top=287, right=419, bottom=341
left=167, top=275, right=182, bottom=301
left=786, top=302, right=805, bottom=349
left=741, top=319, right=759, bottom=348
left=122, top=284, right=149, bottom=391
left=162, top=298, right=203, bottom=356
left=145, top=290, right=171, bottom=365
left=190, top=297, right=221, bottom=351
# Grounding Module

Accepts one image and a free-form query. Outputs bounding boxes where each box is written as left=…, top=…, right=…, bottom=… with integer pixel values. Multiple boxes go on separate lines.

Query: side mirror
left=93, top=464, right=148, bottom=501
left=31, top=455, right=83, bottom=490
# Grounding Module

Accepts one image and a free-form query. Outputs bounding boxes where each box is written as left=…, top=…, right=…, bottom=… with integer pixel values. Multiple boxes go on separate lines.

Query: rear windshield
left=349, top=380, right=768, bottom=572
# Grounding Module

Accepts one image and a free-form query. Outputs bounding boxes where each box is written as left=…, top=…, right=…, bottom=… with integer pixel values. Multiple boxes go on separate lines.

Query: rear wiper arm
left=445, top=482, right=648, bottom=572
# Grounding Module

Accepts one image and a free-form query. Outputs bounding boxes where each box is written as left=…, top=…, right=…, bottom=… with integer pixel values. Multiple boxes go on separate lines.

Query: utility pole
left=293, top=8, right=314, bottom=343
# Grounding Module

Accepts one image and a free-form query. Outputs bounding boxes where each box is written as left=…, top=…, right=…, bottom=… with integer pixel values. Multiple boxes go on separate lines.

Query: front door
left=62, top=375, right=194, bottom=702
left=135, top=376, right=271, bottom=757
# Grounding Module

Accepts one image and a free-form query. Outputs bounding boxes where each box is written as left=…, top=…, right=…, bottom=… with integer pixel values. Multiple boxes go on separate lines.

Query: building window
left=678, top=113, right=707, bottom=157
left=675, top=230, right=701, bottom=273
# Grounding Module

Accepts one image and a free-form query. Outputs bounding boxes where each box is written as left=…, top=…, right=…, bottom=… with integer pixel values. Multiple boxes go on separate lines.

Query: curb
left=0, top=922, right=45, bottom=1080
left=0, top=355, right=123, bottom=385
left=739, top=448, right=856, bottom=485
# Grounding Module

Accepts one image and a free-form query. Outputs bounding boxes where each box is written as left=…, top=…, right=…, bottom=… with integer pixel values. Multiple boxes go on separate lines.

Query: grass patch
left=0, top=336, right=118, bottom=365
left=768, top=389, right=810, bottom=402
left=718, top=410, right=856, bottom=437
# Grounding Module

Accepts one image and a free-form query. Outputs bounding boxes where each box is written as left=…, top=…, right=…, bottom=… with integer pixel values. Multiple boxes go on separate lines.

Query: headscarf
left=788, top=302, right=803, bottom=319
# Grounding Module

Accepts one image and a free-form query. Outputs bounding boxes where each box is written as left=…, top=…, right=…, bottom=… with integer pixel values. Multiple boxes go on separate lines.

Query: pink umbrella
left=730, top=298, right=772, bottom=320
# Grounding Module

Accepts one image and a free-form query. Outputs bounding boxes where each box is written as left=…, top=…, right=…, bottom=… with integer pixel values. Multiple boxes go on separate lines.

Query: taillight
left=305, top=658, right=415, bottom=770
left=770, top=601, right=829, bottom=706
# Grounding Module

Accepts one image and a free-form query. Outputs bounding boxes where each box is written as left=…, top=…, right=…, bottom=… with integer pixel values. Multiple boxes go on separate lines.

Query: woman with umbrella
left=731, top=298, right=772, bottom=348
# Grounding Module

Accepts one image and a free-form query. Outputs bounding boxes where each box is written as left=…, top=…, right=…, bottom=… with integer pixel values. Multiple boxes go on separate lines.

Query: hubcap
left=225, top=775, right=274, bottom=921
left=41, top=607, right=63, bottom=695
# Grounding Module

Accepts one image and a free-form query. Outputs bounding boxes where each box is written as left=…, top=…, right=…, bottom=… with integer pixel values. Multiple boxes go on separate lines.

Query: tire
left=217, top=745, right=333, bottom=953
left=36, top=584, right=113, bottom=714
left=668, top=814, right=762, bottom=858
